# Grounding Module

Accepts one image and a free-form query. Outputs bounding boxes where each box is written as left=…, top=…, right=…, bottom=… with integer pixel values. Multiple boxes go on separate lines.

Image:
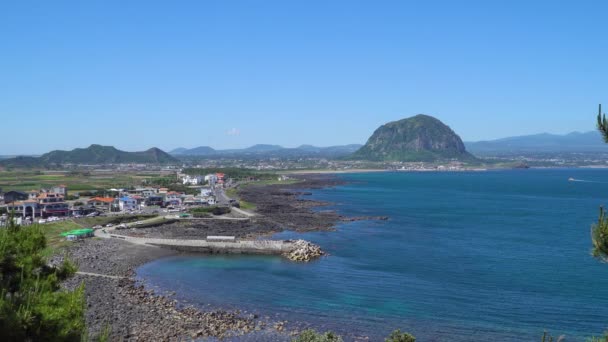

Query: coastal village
left=0, top=167, right=324, bottom=262
left=0, top=171, right=227, bottom=225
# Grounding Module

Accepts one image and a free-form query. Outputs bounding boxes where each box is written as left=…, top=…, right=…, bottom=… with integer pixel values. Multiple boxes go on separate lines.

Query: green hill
left=0, top=145, right=178, bottom=167
left=352, top=114, right=475, bottom=162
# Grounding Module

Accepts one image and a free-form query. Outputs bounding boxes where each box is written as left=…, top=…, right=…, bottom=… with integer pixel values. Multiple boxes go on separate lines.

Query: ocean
left=136, top=169, right=608, bottom=341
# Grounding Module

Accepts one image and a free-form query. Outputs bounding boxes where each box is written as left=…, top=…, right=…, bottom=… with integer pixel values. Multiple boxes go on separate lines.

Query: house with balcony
left=6, top=192, right=68, bottom=218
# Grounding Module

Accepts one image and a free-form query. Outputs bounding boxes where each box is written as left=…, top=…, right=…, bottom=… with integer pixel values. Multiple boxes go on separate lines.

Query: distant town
left=0, top=171, right=242, bottom=226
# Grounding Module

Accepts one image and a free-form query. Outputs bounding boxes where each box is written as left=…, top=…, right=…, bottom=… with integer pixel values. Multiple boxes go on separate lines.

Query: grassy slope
left=40, top=214, right=161, bottom=257
left=41, top=220, right=84, bottom=257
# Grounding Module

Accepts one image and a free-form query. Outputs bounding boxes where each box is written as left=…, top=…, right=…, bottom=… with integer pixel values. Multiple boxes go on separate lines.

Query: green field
left=0, top=170, right=161, bottom=193
left=39, top=214, right=162, bottom=257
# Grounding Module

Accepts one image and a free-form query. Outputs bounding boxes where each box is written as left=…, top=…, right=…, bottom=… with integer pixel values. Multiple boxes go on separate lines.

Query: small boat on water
left=568, top=177, right=576, bottom=181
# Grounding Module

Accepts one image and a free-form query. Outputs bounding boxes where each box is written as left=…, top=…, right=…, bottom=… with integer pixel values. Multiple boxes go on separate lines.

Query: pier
left=96, top=229, right=323, bottom=261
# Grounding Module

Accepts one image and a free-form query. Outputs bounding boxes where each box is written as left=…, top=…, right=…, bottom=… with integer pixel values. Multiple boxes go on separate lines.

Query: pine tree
left=593, top=104, right=608, bottom=262
left=596, top=104, right=608, bottom=142
left=0, top=212, right=85, bottom=340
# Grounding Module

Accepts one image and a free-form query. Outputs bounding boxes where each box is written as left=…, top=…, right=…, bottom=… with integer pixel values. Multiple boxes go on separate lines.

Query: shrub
left=592, top=206, right=608, bottom=261
left=386, top=329, right=416, bottom=342
left=189, top=206, right=231, bottom=216
left=292, top=329, right=343, bottom=342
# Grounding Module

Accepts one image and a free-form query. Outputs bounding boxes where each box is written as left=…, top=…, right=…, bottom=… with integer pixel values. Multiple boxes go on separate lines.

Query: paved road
left=231, top=206, right=256, bottom=217
left=215, top=188, right=231, bottom=205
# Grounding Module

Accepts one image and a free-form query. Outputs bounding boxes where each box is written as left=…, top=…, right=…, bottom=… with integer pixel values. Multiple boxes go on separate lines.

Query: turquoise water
left=137, top=169, right=608, bottom=341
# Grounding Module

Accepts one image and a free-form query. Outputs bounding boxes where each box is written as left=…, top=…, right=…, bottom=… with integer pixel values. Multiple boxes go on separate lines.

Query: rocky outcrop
left=283, top=239, right=324, bottom=262
left=352, top=114, right=476, bottom=162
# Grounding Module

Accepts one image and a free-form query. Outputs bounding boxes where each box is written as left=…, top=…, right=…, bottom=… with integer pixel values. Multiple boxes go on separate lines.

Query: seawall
left=107, top=234, right=322, bottom=261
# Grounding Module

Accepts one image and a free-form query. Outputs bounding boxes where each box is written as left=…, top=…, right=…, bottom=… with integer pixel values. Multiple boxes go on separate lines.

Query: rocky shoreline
left=60, top=174, right=378, bottom=340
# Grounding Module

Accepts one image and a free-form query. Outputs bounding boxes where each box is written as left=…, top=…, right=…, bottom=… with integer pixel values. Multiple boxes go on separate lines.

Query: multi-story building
left=118, top=197, right=137, bottom=211
left=50, top=185, right=68, bottom=197
left=5, top=193, right=68, bottom=218
left=182, top=175, right=204, bottom=185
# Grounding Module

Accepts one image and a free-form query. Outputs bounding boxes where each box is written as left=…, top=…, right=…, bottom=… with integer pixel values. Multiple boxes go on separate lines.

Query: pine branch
left=596, top=104, right=608, bottom=143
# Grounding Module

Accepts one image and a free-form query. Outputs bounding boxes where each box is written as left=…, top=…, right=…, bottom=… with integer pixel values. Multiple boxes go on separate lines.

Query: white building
left=200, top=187, right=213, bottom=197
left=118, top=197, right=137, bottom=211
left=182, top=175, right=204, bottom=185
left=204, top=174, right=218, bottom=185
left=50, top=185, right=67, bottom=197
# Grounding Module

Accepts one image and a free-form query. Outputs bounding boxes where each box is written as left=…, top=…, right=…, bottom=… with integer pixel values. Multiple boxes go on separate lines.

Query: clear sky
left=1, top=0, right=607, bottom=154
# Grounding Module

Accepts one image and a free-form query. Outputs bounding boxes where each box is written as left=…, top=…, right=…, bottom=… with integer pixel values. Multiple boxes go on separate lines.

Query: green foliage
left=182, top=167, right=277, bottom=181
left=0, top=212, right=85, bottom=340
left=385, top=329, right=416, bottom=342
left=586, top=331, right=608, bottom=342
left=89, top=322, right=112, bottom=342
left=147, top=177, right=199, bottom=195
left=541, top=331, right=566, bottom=342
left=597, top=104, right=608, bottom=143
left=592, top=206, right=608, bottom=262
left=189, top=206, right=231, bottom=216
left=148, top=176, right=176, bottom=187
left=292, top=329, right=343, bottom=342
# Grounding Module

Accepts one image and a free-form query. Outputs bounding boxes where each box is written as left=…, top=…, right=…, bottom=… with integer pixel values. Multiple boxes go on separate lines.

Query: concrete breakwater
left=108, top=234, right=323, bottom=262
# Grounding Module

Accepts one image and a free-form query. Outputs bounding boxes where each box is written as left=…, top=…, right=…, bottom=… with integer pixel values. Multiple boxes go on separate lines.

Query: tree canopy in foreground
left=0, top=214, right=85, bottom=341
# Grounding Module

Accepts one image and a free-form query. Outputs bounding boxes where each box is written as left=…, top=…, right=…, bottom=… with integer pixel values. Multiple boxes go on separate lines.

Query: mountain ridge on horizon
left=1, top=130, right=603, bottom=163
left=0, top=144, right=178, bottom=167
left=464, top=130, right=606, bottom=154
left=169, top=143, right=363, bottom=156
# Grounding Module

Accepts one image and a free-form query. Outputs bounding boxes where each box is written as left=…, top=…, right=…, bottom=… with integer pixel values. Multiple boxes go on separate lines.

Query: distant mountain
left=465, top=131, right=606, bottom=155
left=0, top=145, right=178, bottom=167
left=171, top=146, right=216, bottom=156
left=169, top=147, right=189, bottom=155
left=242, top=144, right=283, bottom=152
left=0, top=156, right=43, bottom=168
left=171, top=144, right=363, bottom=158
left=352, top=114, right=474, bottom=162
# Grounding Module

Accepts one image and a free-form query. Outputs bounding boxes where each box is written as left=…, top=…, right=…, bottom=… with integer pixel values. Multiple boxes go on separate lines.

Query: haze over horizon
left=1, top=0, right=607, bottom=154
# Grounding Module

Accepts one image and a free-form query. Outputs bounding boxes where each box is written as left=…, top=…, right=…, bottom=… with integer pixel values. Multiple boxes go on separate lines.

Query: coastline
left=61, top=173, right=353, bottom=340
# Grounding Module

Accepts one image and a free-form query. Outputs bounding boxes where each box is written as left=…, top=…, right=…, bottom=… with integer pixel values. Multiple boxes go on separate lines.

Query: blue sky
left=1, top=0, right=607, bottom=154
